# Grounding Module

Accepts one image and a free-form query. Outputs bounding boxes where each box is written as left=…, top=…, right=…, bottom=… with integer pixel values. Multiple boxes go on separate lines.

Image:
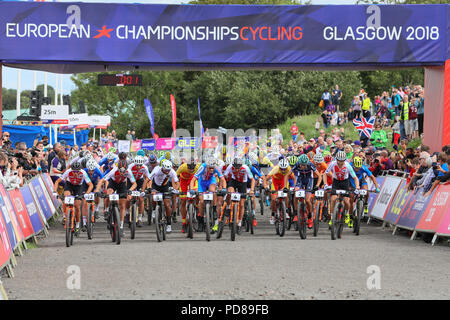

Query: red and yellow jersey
left=176, top=163, right=200, bottom=181
left=268, top=165, right=294, bottom=181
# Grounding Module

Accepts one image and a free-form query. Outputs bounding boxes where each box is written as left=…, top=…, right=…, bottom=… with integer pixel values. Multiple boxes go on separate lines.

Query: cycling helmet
left=307, top=151, right=315, bottom=162
left=353, top=156, right=363, bottom=168
left=324, top=154, right=333, bottom=163
left=279, top=158, right=289, bottom=170
left=84, top=152, right=93, bottom=159
left=136, top=150, right=145, bottom=157
left=288, top=156, right=298, bottom=166
left=148, top=154, right=157, bottom=164
left=86, top=159, right=97, bottom=171
left=134, top=156, right=145, bottom=166
left=313, top=153, right=324, bottom=164
left=233, top=157, right=243, bottom=168
left=187, top=157, right=196, bottom=170
left=117, top=159, right=128, bottom=169
left=71, top=161, right=82, bottom=171
left=107, top=152, right=116, bottom=161
left=336, top=151, right=347, bottom=161
left=78, top=151, right=85, bottom=158
left=162, top=160, right=173, bottom=171
left=207, top=158, right=217, bottom=168
left=298, top=154, right=309, bottom=165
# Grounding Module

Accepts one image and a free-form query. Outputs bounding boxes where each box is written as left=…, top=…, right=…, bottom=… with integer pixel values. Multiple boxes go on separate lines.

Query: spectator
left=126, top=130, right=133, bottom=141
left=370, top=123, right=388, bottom=150
left=362, top=93, right=371, bottom=118
left=297, top=132, right=306, bottom=146
left=290, top=122, right=299, bottom=142
left=417, top=91, right=425, bottom=136
left=315, top=118, right=320, bottom=131
left=1, top=131, right=13, bottom=150
left=352, top=96, right=362, bottom=119
left=50, top=149, right=67, bottom=183
left=0, top=152, right=23, bottom=189
left=321, top=110, right=329, bottom=129
left=409, top=98, right=419, bottom=140
left=131, top=130, right=136, bottom=140
left=399, top=97, right=409, bottom=141
left=322, top=89, right=331, bottom=109
left=332, top=84, right=342, bottom=112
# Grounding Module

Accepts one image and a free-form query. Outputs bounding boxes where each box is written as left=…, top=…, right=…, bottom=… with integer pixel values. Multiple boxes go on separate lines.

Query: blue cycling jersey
left=84, top=168, right=104, bottom=185
left=350, top=164, right=372, bottom=187
left=250, top=165, right=263, bottom=179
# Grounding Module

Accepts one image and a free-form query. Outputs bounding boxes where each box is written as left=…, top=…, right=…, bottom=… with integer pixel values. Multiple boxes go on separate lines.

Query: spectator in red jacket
left=290, top=122, right=299, bottom=142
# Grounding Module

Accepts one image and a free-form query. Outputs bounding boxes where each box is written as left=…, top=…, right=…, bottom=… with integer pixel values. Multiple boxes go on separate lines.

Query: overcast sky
left=1, top=0, right=357, bottom=93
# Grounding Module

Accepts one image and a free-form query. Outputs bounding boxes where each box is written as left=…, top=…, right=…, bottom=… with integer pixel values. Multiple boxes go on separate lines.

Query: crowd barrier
left=0, top=173, right=61, bottom=300
left=367, top=173, right=450, bottom=246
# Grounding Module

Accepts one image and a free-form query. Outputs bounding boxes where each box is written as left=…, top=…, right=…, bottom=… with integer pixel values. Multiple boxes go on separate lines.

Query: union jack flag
left=353, top=117, right=376, bottom=139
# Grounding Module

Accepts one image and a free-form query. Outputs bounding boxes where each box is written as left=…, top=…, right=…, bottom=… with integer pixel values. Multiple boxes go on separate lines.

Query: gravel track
left=2, top=209, right=450, bottom=300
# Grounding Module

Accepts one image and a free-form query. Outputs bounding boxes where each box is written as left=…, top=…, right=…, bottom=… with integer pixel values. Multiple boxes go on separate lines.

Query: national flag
left=170, top=94, right=176, bottom=137
left=144, top=98, right=156, bottom=139
left=353, top=116, right=376, bottom=139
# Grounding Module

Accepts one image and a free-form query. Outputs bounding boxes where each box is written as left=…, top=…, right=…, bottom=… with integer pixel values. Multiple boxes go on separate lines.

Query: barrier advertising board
left=0, top=185, right=24, bottom=247
left=396, top=186, right=436, bottom=230
left=8, top=189, right=34, bottom=240
left=20, top=186, right=44, bottom=235
left=30, top=178, right=53, bottom=220
left=384, top=180, right=413, bottom=225
left=370, top=176, right=402, bottom=221
left=416, top=184, right=450, bottom=233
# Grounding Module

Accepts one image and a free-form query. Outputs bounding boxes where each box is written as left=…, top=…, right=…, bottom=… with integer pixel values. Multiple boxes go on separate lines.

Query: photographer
left=0, top=152, right=23, bottom=189
left=1, top=132, right=13, bottom=150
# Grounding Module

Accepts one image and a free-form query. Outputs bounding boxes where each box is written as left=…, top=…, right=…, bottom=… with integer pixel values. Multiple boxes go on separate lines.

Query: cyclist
left=245, top=158, right=264, bottom=224
left=325, top=151, right=360, bottom=225
left=190, top=157, right=226, bottom=232
left=312, top=153, right=330, bottom=220
left=264, top=158, right=294, bottom=225
left=99, top=159, right=137, bottom=237
left=177, top=157, right=201, bottom=233
left=127, top=155, right=151, bottom=227
left=223, top=157, right=255, bottom=233
left=99, top=152, right=118, bottom=174
left=147, top=160, right=180, bottom=233
left=54, top=161, right=94, bottom=236
left=349, top=156, right=380, bottom=227
left=82, top=159, right=104, bottom=230
left=292, top=154, right=322, bottom=229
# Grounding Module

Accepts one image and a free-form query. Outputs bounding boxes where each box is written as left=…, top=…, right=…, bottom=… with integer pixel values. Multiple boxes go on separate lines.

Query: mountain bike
left=100, top=192, right=127, bottom=245
left=312, top=189, right=325, bottom=237
left=257, top=178, right=265, bottom=215
left=60, top=195, right=83, bottom=247
left=181, top=191, right=198, bottom=239
left=330, top=189, right=351, bottom=240
left=293, top=188, right=307, bottom=239
left=151, top=189, right=178, bottom=242
left=217, top=191, right=248, bottom=241
left=84, top=193, right=96, bottom=240
left=271, top=189, right=287, bottom=237
left=287, top=187, right=296, bottom=231
left=128, top=190, right=145, bottom=240
left=200, top=190, right=217, bottom=241
left=243, top=189, right=255, bottom=235
left=353, top=189, right=370, bottom=236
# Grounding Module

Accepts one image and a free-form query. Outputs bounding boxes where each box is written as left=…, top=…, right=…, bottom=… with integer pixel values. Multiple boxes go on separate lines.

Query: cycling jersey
left=99, top=156, right=117, bottom=174
left=250, top=165, right=263, bottom=179
left=103, top=166, right=136, bottom=184
left=148, top=166, right=179, bottom=186
left=60, top=169, right=92, bottom=185
left=267, top=165, right=293, bottom=180
left=128, top=163, right=151, bottom=181
left=325, top=161, right=357, bottom=181
left=84, top=168, right=103, bottom=185
left=292, top=163, right=317, bottom=180
left=223, top=165, right=253, bottom=183
left=195, top=164, right=224, bottom=182
left=177, top=163, right=201, bottom=180
left=350, top=164, right=372, bottom=187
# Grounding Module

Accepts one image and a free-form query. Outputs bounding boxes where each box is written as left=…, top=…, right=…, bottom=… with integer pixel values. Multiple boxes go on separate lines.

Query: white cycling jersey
left=149, top=166, right=179, bottom=186
left=325, top=161, right=357, bottom=181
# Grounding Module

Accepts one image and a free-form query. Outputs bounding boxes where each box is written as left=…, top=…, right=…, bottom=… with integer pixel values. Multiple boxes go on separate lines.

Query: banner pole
left=16, top=69, right=21, bottom=118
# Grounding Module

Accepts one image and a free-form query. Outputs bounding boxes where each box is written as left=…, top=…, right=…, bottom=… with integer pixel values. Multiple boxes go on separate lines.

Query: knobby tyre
left=279, top=200, right=286, bottom=237
left=355, top=199, right=363, bottom=236
left=65, top=209, right=72, bottom=247
left=87, top=205, right=93, bottom=240
left=205, top=202, right=211, bottom=242
left=299, top=202, right=307, bottom=239
left=337, top=204, right=345, bottom=239
left=114, top=206, right=121, bottom=245
left=231, top=204, right=237, bottom=241
left=130, top=203, right=136, bottom=240
left=313, top=201, right=321, bottom=237
left=155, top=204, right=163, bottom=242
left=187, top=203, right=194, bottom=239
left=249, top=199, right=254, bottom=235
left=331, top=204, right=338, bottom=240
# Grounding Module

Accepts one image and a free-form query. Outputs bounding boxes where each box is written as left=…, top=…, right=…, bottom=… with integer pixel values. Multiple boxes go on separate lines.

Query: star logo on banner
left=93, top=25, right=114, bottom=39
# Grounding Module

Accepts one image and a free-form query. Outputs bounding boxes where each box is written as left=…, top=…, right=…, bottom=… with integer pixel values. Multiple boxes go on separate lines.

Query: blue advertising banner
left=0, top=190, right=17, bottom=251
left=141, top=139, right=156, bottom=151
left=30, top=178, right=53, bottom=220
left=367, top=176, right=385, bottom=213
left=396, top=186, right=436, bottom=230
left=383, top=180, right=414, bottom=225
left=0, top=3, right=448, bottom=73
left=20, top=185, right=44, bottom=235
left=176, top=137, right=199, bottom=150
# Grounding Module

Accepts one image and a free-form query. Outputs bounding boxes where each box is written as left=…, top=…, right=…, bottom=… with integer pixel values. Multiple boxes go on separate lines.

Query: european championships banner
left=0, top=3, right=448, bottom=67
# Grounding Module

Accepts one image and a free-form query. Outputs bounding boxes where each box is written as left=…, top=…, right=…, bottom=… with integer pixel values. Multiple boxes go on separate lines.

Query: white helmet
left=162, top=160, right=173, bottom=171
left=336, top=151, right=347, bottom=161
left=134, top=156, right=145, bottom=166
left=86, top=159, right=97, bottom=171
left=84, top=152, right=93, bottom=160
left=279, top=158, right=289, bottom=170
left=207, top=157, right=216, bottom=167
left=107, top=152, right=115, bottom=161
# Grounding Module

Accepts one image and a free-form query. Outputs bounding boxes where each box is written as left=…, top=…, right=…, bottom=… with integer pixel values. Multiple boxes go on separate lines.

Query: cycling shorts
left=127, top=178, right=144, bottom=191
left=228, top=179, right=247, bottom=199
left=64, top=182, right=83, bottom=197
left=198, top=177, right=217, bottom=193
left=332, top=179, right=351, bottom=194
left=108, top=180, right=128, bottom=199
left=296, top=176, right=314, bottom=192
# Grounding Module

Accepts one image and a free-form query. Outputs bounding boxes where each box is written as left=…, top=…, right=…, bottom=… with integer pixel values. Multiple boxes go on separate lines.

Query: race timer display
left=97, top=74, right=142, bottom=86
